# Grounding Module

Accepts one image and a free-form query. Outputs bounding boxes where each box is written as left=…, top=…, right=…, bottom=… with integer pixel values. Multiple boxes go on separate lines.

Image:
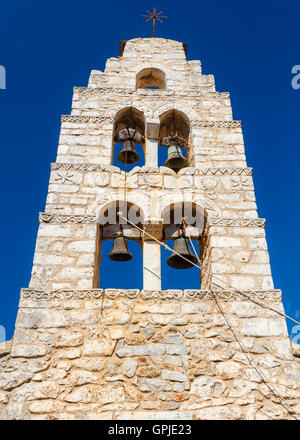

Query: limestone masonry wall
left=1, top=37, right=299, bottom=420
left=1, top=290, right=300, bottom=420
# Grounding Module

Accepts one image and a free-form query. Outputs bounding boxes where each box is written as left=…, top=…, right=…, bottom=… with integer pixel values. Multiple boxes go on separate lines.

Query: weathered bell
left=117, top=140, right=140, bottom=164
left=109, top=237, right=133, bottom=262
left=167, top=237, right=198, bottom=269
left=164, top=145, right=188, bottom=173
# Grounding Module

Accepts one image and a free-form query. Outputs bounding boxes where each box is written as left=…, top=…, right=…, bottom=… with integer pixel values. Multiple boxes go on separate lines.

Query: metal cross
left=141, top=7, right=167, bottom=38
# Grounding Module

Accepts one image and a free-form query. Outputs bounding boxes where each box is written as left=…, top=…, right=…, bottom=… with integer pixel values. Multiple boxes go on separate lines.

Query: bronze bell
left=117, top=140, right=140, bottom=164
left=167, top=237, right=198, bottom=269
left=109, top=237, right=133, bottom=262
left=164, top=145, right=188, bottom=173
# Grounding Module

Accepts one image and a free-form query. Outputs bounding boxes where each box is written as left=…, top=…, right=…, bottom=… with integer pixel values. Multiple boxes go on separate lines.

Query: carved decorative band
left=51, top=162, right=252, bottom=176
left=51, top=162, right=113, bottom=172
left=208, top=218, right=266, bottom=227
left=74, top=87, right=229, bottom=99
left=39, top=213, right=97, bottom=224
left=39, top=212, right=265, bottom=228
left=75, top=87, right=135, bottom=95
left=61, top=115, right=114, bottom=124
left=191, top=121, right=241, bottom=128
left=61, top=115, right=239, bottom=129
left=21, top=288, right=282, bottom=301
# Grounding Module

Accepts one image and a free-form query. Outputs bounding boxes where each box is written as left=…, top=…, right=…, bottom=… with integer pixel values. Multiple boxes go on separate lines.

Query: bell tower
left=1, top=38, right=300, bottom=420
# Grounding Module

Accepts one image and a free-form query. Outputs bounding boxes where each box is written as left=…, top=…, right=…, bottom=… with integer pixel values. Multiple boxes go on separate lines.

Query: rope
left=118, top=213, right=300, bottom=327
left=182, top=219, right=297, bottom=420
left=124, top=137, right=128, bottom=207
left=118, top=211, right=298, bottom=419
left=117, top=212, right=202, bottom=271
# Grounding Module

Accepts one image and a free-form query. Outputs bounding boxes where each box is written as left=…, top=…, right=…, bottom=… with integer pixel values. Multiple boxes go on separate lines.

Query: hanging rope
left=118, top=212, right=300, bottom=327
left=181, top=218, right=297, bottom=420
left=118, top=212, right=298, bottom=419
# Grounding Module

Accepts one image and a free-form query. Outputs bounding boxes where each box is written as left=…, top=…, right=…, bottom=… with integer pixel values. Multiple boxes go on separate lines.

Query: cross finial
left=141, top=7, right=167, bottom=38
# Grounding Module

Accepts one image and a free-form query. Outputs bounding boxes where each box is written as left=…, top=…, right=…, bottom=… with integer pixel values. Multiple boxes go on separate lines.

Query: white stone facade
left=0, top=38, right=299, bottom=420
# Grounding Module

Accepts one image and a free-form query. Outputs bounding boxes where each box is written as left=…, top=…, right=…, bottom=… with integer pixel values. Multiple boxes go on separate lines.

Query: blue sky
left=0, top=0, right=299, bottom=340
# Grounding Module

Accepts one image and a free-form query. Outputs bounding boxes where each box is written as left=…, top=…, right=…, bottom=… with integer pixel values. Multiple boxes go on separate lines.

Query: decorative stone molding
left=20, top=288, right=282, bottom=301
left=61, top=115, right=114, bottom=124
left=74, top=87, right=229, bottom=99
left=51, top=162, right=121, bottom=172
left=191, top=120, right=241, bottom=128
left=208, top=218, right=266, bottom=227
left=39, top=213, right=98, bottom=224
left=51, top=162, right=253, bottom=176
left=75, top=86, right=136, bottom=95
left=39, top=212, right=265, bottom=228
left=202, top=168, right=251, bottom=176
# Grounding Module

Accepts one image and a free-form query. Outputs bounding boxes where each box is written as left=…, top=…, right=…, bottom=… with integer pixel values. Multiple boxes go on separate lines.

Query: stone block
left=161, top=370, right=188, bottom=382
left=102, top=310, right=131, bottom=325
left=73, top=358, right=106, bottom=372
left=122, top=359, right=138, bottom=378
left=137, top=366, right=160, bottom=377
left=116, top=344, right=166, bottom=357
left=28, top=400, right=65, bottom=413
left=97, top=386, right=125, bottom=404
left=83, top=340, right=116, bottom=356
left=55, top=333, right=83, bottom=348
left=69, top=370, right=98, bottom=385
left=249, top=238, right=268, bottom=250
left=241, top=318, right=287, bottom=337
left=215, top=361, right=242, bottom=379
left=210, top=236, right=243, bottom=248
left=12, top=381, right=60, bottom=401
left=139, top=379, right=171, bottom=392
left=11, top=344, right=48, bottom=358
left=16, top=310, right=70, bottom=329
left=191, top=376, right=225, bottom=399
left=0, top=371, right=33, bottom=391
left=70, top=311, right=97, bottom=325
left=56, top=348, right=81, bottom=359
left=64, top=387, right=92, bottom=404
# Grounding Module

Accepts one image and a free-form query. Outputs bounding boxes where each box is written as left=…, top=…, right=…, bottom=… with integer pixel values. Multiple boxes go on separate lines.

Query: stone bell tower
left=1, top=38, right=300, bottom=420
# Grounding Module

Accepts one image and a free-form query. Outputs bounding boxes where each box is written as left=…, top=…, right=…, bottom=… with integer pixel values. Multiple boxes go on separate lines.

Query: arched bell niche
left=112, top=107, right=146, bottom=172
left=158, top=110, right=191, bottom=173
left=98, top=201, right=144, bottom=290
left=161, top=202, right=207, bottom=290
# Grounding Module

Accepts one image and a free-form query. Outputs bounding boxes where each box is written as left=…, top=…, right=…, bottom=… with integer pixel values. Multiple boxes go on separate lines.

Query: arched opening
left=158, top=110, right=191, bottom=173
left=136, top=68, right=166, bottom=90
left=98, top=200, right=144, bottom=227
left=161, top=240, right=201, bottom=290
left=100, top=240, right=143, bottom=290
left=161, top=202, right=207, bottom=290
left=98, top=201, right=144, bottom=290
left=112, top=107, right=145, bottom=172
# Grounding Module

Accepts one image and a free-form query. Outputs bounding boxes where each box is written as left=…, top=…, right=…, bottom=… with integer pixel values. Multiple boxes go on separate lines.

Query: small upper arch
left=136, top=67, right=166, bottom=90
